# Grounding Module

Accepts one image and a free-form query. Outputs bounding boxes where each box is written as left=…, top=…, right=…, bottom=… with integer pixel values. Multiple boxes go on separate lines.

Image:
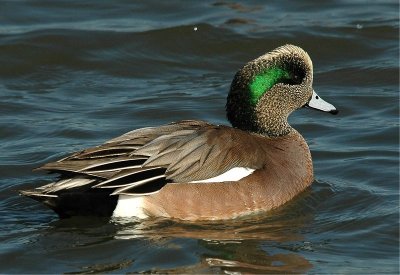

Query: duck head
left=226, top=44, right=338, bottom=137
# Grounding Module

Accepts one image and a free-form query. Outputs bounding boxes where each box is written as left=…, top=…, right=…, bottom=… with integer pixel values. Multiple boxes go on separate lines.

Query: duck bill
left=305, top=90, right=338, bottom=115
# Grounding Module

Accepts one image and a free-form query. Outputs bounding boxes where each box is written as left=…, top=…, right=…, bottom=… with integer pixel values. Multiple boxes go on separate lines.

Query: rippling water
left=0, top=1, right=398, bottom=273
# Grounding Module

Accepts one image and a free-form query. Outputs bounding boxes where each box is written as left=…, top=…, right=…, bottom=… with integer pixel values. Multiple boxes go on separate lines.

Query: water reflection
left=110, top=191, right=316, bottom=272
left=29, top=184, right=331, bottom=273
left=112, top=212, right=309, bottom=242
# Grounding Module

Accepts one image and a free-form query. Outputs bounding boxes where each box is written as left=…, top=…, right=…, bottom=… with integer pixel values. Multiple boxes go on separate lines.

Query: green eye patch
left=249, top=68, right=291, bottom=105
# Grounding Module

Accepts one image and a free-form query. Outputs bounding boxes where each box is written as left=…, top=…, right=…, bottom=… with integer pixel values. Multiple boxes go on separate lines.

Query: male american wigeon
left=21, top=44, right=338, bottom=220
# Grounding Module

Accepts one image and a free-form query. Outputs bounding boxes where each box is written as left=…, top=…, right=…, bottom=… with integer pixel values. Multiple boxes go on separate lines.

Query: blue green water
left=0, top=1, right=398, bottom=273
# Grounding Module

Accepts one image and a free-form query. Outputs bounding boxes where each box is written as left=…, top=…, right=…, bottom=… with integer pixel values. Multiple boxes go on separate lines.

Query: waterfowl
left=21, top=44, right=338, bottom=220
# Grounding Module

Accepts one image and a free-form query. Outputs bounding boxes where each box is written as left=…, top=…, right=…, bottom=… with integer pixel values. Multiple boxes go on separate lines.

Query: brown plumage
left=21, top=44, right=338, bottom=220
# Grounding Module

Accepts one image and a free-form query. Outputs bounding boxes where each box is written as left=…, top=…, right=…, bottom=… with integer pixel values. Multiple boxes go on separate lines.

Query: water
left=0, top=0, right=398, bottom=273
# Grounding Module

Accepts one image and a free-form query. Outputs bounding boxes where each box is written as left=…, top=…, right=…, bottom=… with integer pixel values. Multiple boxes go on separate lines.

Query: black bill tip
left=329, top=109, right=339, bottom=115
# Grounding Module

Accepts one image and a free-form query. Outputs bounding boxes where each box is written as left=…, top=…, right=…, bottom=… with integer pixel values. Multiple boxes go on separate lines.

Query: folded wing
left=27, top=120, right=268, bottom=196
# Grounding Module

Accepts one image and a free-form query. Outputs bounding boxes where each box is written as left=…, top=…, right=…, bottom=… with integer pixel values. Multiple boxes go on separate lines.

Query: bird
left=20, top=44, right=338, bottom=220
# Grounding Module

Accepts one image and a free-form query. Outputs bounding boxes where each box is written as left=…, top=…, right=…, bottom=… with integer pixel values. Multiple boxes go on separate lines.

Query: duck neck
left=226, top=87, right=293, bottom=137
left=253, top=95, right=293, bottom=137
left=254, top=114, right=293, bottom=137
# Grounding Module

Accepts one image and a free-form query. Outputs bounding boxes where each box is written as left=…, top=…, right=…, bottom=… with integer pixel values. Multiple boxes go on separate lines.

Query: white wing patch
left=191, top=167, right=255, bottom=183
left=112, top=167, right=255, bottom=218
left=112, top=195, right=148, bottom=218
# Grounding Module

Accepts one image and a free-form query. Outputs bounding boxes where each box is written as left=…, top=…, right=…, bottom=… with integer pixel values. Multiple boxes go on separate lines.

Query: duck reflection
left=45, top=186, right=324, bottom=273
left=108, top=189, right=316, bottom=273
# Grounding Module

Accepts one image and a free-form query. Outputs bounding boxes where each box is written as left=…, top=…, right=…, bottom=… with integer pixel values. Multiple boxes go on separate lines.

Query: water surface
left=0, top=0, right=398, bottom=273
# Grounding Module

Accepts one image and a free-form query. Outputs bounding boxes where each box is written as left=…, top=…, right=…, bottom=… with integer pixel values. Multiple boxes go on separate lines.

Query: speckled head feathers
left=226, top=44, right=314, bottom=136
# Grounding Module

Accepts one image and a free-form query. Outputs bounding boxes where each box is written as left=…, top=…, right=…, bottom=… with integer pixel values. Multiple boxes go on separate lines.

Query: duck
left=21, top=44, right=338, bottom=220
